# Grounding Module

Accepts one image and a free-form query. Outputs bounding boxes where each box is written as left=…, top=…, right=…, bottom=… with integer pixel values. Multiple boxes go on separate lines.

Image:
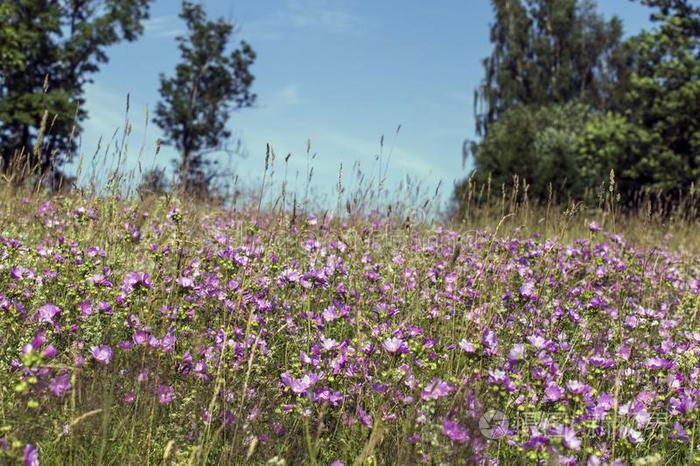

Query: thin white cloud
left=285, top=3, right=363, bottom=32
left=242, top=0, right=369, bottom=41
left=143, top=15, right=185, bottom=39
left=271, top=84, right=302, bottom=106
left=82, top=84, right=131, bottom=139
left=310, top=128, right=444, bottom=181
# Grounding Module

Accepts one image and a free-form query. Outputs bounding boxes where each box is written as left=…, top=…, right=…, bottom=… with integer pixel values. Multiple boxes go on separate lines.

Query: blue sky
left=79, top=0, right=653, bottom=207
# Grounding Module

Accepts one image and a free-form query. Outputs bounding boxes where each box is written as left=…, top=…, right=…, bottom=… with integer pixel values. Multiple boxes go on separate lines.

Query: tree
left=454, top=102, right=591, bottom=209
left=575, top=0, right=700, bottom=203
left=458, top=0, right=629, bottom=210
left=622, top=0, right=700, bottom=194
left=153, top=1, right=256, bottom=198
left=473, top=0, right=627, bottom=137
left=575, top=112, right=649, bottom=197
left=0, top=0, right=151, bottom=184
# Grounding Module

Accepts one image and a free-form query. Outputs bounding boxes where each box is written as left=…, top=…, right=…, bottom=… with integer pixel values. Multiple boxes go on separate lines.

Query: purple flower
left=90, top=345, right=113, bottom=365
left=272, top=421, right=286, bottom=436
left=382, top=337, right=408, bottom=354
left=121, top=271, right=152, bottom=293
left=158, top=384, right=175, bottom=405
left=566, top=380, right=590, bottom=395
left=621, top=426, right=643, bottom=444
left=644, top=357, right=673, bottom=370
left=561, top=426, right=581, bottom=450
left=24, top=443, right=39, bottom=466
left=161, top=334, right=176, bottom=353
left=137, top=367, right=150, bottom=383
left=79, top=301, right=93, bottom=317
left=670, top=422, right=689, bottom=442
left=589, top=221, right=601, bottom=232
left=42, top=345, right=58, bottom=360
left=280, top=371, right=320, bottom=395
left=421, top=379, right=454, bottom=400
left=10, top=266, right=23, bottom=280
left=520, top=279, right=537, bottom=299
left=544, top=382, right=563, bottom=402
left=49, top=374, right=72, bottom=397
left=37, top=303, right=61, bottom=324
left=441, top=417, right=469, bottom=443
left=320, top=336, right=339, bottom=351
left=176, top=276, right=194, bottom=288
left=22, top=331, right=46, bottom=354
left=508, top=343, right=526, bottom=362
left=322, top=306, right=338, bottom=322
left=167, top=207, right=181, bottom=221
left=279, top=268, right=301, bottom=284
left=132, top=330, right=148, bottom=345
left=357, top=407, right=373, bottom=428
left=458, top=339, right=476, bottom=353
left=527, top=335, right=549, bottom=349
left=98, top=301, right=112, bottom=314
left=314, top=387, right=344, bottom=406
left=482, top=329, right=498, bottom=355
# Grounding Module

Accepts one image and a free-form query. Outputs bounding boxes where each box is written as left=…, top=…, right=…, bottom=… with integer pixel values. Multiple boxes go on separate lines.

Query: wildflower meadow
left=0, top=186, right=698, bottom=465
left=2, top=0, right=699, bottom=464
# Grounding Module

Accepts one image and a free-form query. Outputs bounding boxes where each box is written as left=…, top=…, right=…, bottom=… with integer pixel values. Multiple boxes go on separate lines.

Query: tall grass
left=0, top=120, right=698, bottom=465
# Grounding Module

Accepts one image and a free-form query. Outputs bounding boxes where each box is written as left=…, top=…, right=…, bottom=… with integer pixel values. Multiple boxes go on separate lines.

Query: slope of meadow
left=0, top=188, right=698, bottom=465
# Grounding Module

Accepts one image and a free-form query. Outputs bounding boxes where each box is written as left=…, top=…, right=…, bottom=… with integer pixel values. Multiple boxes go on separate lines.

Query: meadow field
left=0, top=178, right=698, bottom=466
left=2, top=0, right=699, bottom=463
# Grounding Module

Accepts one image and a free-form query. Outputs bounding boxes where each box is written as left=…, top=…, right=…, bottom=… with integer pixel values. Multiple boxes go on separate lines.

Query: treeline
left=0, top=0, right=255, bottom=198
left=2, top=1, right=698, bottom=211
left=454, top=0, right=700, bottom=214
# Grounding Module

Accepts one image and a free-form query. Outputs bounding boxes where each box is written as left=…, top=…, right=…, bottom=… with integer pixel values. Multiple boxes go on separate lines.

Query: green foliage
left=576, top=112, right=648, bottom=196
left=459, top=0, right=700, bottom=212
left=577, top=1, right=700, bottom=201
left=462, top=0, right=628, bottom=210
left=0, top=4, right=27, bottom=74
left=153, top=1, right=256, bottom=198
left=463, top=102, right=591, bottom=203
left=0, top=0, right=151, bottom=179
left=473, top=0, right=626, bottom=136
left=620, top=6, right=700, bottom=195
